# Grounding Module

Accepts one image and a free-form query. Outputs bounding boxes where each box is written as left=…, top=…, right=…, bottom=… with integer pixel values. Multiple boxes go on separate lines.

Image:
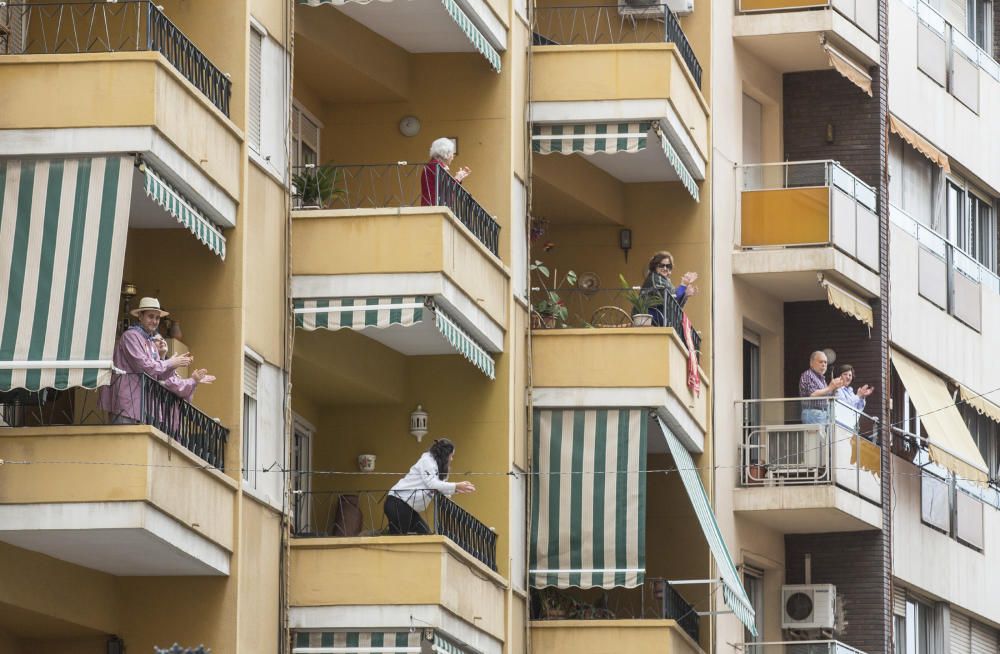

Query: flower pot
left=532, top=313, right=557, bottom=329
left=632, top=314, right=653, bottom=327
left=747, top=463, right=768, bottom=484
left=357, top=454, right=376, bottom=472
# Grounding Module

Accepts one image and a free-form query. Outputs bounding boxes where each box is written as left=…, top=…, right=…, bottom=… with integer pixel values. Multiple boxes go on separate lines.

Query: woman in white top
left=384, top=438, right=476, bottom=534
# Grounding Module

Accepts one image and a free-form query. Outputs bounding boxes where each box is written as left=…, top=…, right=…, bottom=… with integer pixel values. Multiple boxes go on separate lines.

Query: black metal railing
left=292, top=490, right=499, bottom=571
left=0, top=1, right=231, bottom=116
left=433, top=493, right=498, bottom=571
left=531, top=578, right=699, bottom=641
left=532, top=4, right=702, bottom=88
left=291, top=163, right=501, bottom=256
left=0, top=372, right=228, bottom=469
left=528, top=286, right=702, bottom=354
left=651, top=578, right=700, bottom=642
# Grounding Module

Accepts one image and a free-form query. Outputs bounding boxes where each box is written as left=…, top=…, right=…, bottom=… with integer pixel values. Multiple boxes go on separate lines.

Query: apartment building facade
left=2, top=0, right=998, bottom=651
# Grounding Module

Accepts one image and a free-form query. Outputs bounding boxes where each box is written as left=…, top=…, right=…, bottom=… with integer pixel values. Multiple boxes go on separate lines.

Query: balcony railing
left=889, top=204, right=997, bottom=332
left=741, top=640, right=870, bottom=654
left=0, top=373, right=228, bottom=469
left=528, top=287, right=702, bottom=354
left=532, top=578, right=699, bottom=641
left=738, top=160, right=879, bottom=271
left=291, top=163, right=500, bottom=256
left=291, top=489, right=498, bottom=571
left=737, top=0, right=878, bottom=40
left=532, top=4, right=702, bottom=88
left=0, top=1, right=232, bottom=116
left=738, top=398, right=881, bottom=505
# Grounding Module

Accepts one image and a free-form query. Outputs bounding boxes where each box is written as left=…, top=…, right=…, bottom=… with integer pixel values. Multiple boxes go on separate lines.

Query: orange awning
left=825, top=44, right=873, bottom=97
left=889, top=114, right=951, bottom=174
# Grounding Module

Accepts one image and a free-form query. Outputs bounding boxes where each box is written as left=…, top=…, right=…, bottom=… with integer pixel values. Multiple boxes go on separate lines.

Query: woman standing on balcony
left=638, top=251, right=698, bottom=326
left=420, top=138, right=471, bottom=207
left=384, top=438, right=476, bottom=535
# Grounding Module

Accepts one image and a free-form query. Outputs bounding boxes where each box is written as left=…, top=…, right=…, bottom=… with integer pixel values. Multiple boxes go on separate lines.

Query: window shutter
left=300, top=113, right=320, bottom=154
left=248, top=28, right=263, bottom=153
left=971, top=619, right=999, bottom=654
left=244, top=356, right=259, bottom=399
left=893, top=586, right=907, bottom=616
left=952, top=611, right=972, bottom=654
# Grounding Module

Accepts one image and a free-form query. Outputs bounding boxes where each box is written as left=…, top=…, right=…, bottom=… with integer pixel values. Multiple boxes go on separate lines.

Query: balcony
left=734, top=398, right=883, bottom=533
left=0, top=1, right=241, bottom=210
left=291, top=163, right=505, bottom=377
left=734, top=161, right=880, bottom=302
left=531, top=619, right=702, bottom=654
left=529, top=4, right=707, bottom=199
left=734, top=0, right=879, bottom=75
left=529, top=288, right=707, bottom=451
left=0, top=379, right=235, bottom=575
left=289, top=492, right=505, bottom=653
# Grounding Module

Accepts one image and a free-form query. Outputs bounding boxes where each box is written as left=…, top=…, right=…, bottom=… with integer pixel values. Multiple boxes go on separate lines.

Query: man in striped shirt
left=798, top=350, right=847, bottom=424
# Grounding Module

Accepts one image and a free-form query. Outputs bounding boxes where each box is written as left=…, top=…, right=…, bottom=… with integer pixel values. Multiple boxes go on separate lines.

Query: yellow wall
left=245, top=166, right=289, bottom=364
left=238, top=497, right=283, bottom=654
left=0, top=54, right=242, bottom=199
left=530, top=620, right=702, bottom=654
left=292, top=209, right=509, bottom=325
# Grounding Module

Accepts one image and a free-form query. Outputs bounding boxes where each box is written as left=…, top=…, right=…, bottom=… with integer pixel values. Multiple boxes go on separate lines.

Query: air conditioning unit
left=619, top=0, right=694, bottom=18
left=781, top=584, right=837, bottom=630
left=764, top=424, right=824, bottom=476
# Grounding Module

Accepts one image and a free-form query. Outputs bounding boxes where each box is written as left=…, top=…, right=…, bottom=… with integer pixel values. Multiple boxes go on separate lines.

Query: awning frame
left=656, top=416, right=758, bottom=636
left=889, top=114, right=951, bottom=174
left=823, top=42, right=873, bottom=96
left=818, top=275, right=874, bottom=328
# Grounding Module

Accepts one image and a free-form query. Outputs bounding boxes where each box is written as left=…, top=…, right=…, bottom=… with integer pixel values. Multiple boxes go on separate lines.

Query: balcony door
left=292, top=416, right=314, bottom=534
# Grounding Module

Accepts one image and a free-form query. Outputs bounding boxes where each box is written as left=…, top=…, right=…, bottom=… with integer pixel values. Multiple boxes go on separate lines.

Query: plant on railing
left=292, top=165, right=341, bottom=209
left=619, top=274, right=659, bottom=327
left=531, top=261, right=577, bottom=329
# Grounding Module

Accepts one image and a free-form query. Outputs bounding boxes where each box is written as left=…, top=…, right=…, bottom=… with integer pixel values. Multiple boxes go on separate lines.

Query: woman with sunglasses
left=637, top=251, right=698, bottom=326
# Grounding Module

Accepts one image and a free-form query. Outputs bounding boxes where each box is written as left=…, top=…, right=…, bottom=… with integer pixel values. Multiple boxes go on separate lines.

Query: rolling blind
left=248, top=27, right=263, bottom=153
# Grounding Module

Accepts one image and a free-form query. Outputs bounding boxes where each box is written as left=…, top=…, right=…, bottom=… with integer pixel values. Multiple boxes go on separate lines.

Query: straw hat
left=130, top=297, right=170, bottom=318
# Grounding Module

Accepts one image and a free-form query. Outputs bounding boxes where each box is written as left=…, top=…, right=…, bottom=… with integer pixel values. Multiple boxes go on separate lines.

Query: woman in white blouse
left=384, top=438, right=476, bottom=534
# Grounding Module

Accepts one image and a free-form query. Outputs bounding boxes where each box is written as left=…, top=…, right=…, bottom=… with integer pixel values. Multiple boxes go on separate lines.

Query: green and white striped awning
left=656, top=416, right=758, bottom=637
left=143, top=164, right=226, bottom=260
left=0, top=156, right=134, bottom=391
left=433, top=633, right=474, bottom=654
left=532, top=121, right=700, bottom=202
left=293, top=631, right=421, bottom=653
left=530, top=408, right=648, bottom=589
left=293, top=296, right=495, bottom=379
left=297, top=0, right=501, bottom=73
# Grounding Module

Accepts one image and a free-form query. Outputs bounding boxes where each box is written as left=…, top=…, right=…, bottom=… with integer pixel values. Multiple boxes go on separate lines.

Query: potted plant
left=292, top=165, right=339, bottom=209
left=619, top=274, right=658, bottom=327
left=531, top=260, right=576, bottom=329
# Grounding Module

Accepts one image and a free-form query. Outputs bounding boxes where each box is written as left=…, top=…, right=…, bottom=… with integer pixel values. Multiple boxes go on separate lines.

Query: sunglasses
left=656, top=263, right=673, bottom=270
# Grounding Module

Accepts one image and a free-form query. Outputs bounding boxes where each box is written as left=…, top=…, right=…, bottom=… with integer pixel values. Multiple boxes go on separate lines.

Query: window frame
left=292, top=101, right=323, bottom=170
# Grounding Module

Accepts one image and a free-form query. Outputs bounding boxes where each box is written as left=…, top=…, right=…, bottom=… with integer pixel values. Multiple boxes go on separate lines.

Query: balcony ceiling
left=0, top=502, right=230, bottom=576
left=327, top=0, right=489, bottom=55
left=733, top=11, right=879, bottom=73
left=0, top=602, right=105, bottom=640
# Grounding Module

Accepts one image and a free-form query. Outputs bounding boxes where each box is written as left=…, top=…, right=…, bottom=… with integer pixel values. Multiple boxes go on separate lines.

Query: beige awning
left=892, top=349, right=988, bottom=484
left=959, top=385, right=1000, bottom=424
left=889, top=114, right=951, bottom=174
left=822, top=279, right=873, bottom=327
left=825, top=44, right=873, bottom=96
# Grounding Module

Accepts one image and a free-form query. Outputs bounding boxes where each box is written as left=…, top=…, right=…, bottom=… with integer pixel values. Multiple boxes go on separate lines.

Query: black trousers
left=384, top=495, right=431, bottom=535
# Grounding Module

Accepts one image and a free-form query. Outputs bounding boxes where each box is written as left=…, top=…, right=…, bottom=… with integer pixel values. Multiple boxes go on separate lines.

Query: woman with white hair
left=420, top=137, right=471, bottom=206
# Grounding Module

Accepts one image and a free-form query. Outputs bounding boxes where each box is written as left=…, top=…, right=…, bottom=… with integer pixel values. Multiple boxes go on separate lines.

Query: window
left=742, top=331, right=762, bottom=429
left=895, top=613, right=907, bottom=654
left=248, top=26, right=263, bottom=154
left=743, top=566, right=765, bottom=645
left=905, top=598, right=934, bottom=654
left=967, top=0, right=992, bottom=51
left=243, top=355, right=259, bottom=483
left=292, top=416, right=314, bottom=534
left=889, top=135, right=940, bottom=230
left=248, top=18, right=290, bottom=181
left=947, top=177, right=997, bottom=271
left=292, top=103, right=321, bottom=169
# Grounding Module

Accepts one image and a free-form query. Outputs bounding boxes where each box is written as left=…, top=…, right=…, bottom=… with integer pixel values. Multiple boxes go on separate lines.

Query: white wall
left=892, top=458, right=1000, bottom=625
left=888, top=0, right=1000, bottom=193
left=888, top=222, right=1000, bottom=393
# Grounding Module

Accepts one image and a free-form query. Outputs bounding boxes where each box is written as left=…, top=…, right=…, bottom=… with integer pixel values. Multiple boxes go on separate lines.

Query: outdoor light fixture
left=619, top=228, right=632, bottom=262
left=825, top=123, right=835, bottom=144
left=410, top=405, right=429, bottom=442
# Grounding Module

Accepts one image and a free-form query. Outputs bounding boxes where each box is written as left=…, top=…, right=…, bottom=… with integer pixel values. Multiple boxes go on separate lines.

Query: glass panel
left=956, top=488, right=984, bottom=548
left=921, top=471, right=951, bottom=531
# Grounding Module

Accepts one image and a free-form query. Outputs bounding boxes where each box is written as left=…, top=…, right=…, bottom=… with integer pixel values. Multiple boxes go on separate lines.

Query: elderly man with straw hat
left=100, top=297, right=212, bottom=423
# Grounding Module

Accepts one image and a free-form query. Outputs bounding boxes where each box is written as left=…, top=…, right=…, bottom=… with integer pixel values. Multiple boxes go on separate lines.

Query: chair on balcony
left=328, top=494, right=363, bottom=537
left=589, top=306, right=632, bottom=328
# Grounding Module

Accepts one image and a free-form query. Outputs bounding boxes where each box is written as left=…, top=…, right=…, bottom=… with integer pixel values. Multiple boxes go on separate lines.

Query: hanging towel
left=682, top=313, right=700, bottom=397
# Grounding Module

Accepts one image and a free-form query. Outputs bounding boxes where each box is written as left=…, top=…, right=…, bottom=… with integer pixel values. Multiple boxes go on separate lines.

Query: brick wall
left=783, top=69, right=882, bottom=187
left=783, top=300, right=883, bottom=422
left=785, top=531, right=887, bottom=654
